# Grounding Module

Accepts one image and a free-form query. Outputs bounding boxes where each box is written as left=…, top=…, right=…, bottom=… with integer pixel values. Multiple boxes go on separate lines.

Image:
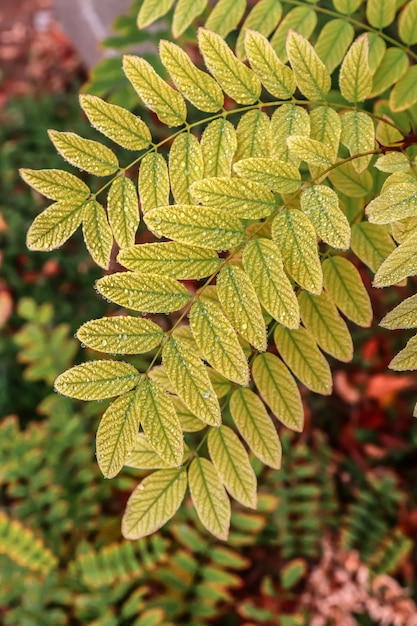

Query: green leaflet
left=137, top=0, right=175, bottom=28
left=139, top=152, right=169, bottom=214
left=322, top=256, right=372, bottom=326
left=122, top=468, right=187, bottom=539
left=162, top=338, right=221, bottom=427
left=300, top=184, right=351, bottom=249
left=169, top=133, right=204, bottom=204
left=136, top=378, right=183, bottom=467
left=286, top=136, right=334, bottom=168
left=244, top=30, right=295, bottom=99
left=229, top=387, right=282, bottom=469
left=286, top=31, right=331, bottom=101
left=270, top=6, right=317, bottom=63
left=315, top=19, right=354, bottom=74
left=188, top=457, right=231, bottom=540
left=233, top=157, right=301, bottom=193
left=252, top=352, right=304, bottom=431
left=95, top=272, right=190, bottom=313
left=79, top=95, right=152, bottom=151
left=217, top=264, right=267, bottom=351
left=82, top=199, right=113, bottom=269
left=171, top=396, right=206, bottom=433
left=351, top=222, right=396, bottom=272
left=190, top=177, right=275, bottom=219
left=198, top=28, right=261, bottom=105
left=108, top=176, right=139, bottom=249
left=48, top=130, right=118, bottom=176
left=309, top=107, right=342, bottom=161
left=373, top=230, right=417, bottom=287
left=370, top=48, right=409, bottom=98
left=339, top=35, right=372, bottom=102
left=144, top=204, right=244, bottom=250
left=201, top=119, right=237, bottom=178
left=26, top=199, right=86, bottom=251
left=328, top=161, right=373, bottom=197
left=54, top=360, right=139, bottom=400
left=173, top=0, right=208, bottom=37
left=274, top=325, right=332, bottom=395
left=76, top=316, right=164, bottom=355
left=236, top=0, right=283, bottom=60
left=398, top=0, right=417, bottom=45
left=374, top=153, right=410, bottom=174
left=366, top=183, right=417, bottom=224
left=389, top=66, right=417, bottom=112
left=160, top=41, right=223, bottom=112
left=242, top=238, right=300, bottom=329
left=272, top=209, right=323, bottom=295
left=204, top=0, right=246, bottom=38
left=96, top=389, right=141, bottom=478
left=340, top=111, right=375, bottom=173
left=389, top=335, right=417, bottom=371
left=189, top=300, right=249, bottom=385
left=19, top=168, right=90, bottom=201
left=298, top=291, right=353, bottom=362
left=126, top=433, right=177, bottom=469
left=123, top=55, right=187, bottom=126
left=380, top=293, right=417, bottom=329
left=270, top=104, right=310, bottom=163
left=332, top=0, right=362, bottom=13
left=235, top=110, right=271, bottom=160
left=208, top=426, right=257, bottom=508
left=118, top=242, right=220, bottom=280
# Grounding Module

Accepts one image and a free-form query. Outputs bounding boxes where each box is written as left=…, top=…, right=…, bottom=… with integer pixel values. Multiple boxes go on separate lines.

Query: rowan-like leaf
left=139, top=152, right=169, bottom=214
left=208, top=426, right=257, bottom=508
left=122, top=468, right=187, bottom=539
left=270, top=104, right=310, bottom=163
left=315, top=19, right=354, bottom=73
left=380, top=294, right=417, bottom=329
left=235, top=110, right=271, bottom=160
left=309, top=107, right=342, bottom=161
left=217, top=264, right=267, bottom=351
left=188, top=457, right=231, bottom=540
left=201, top=119, right=237, bottom=178
left=270, top=6, right=317, bottom=63
left=340, top=35, right=372, bottom=102
left=82, top=199, right=113, bottom=269
left=244, top=30, right=295, bottom=99
left=252, top=352, right=304, bottom=431
left=171, top=396, right=206, bottom=433
left=366, top=0, right=396, bottom=28
left=287, top=136, right=334, bottom=168
left=54, top=360, right=139, bottom=400
left=236, top=0, right=283, bottom=60
left=173, top=0, right=207, bottom=38
left=144, top=204, right=244, bottom=250
left=300, top=185, right=350, bottom=249
left=298, top=290, right=353, bottom=362
left=20, top=168, right=90, bottom=201
left=189, top=300, right=249, bottom=386
left=242, top=238, right=299, bottom=329
left=398, top=0, right=417, bottom=45
left=169, top=133, right=204, bottom=204
left=198, top=28, right=261, bottom=105
left=108, top=176, right=139, bottom=249
left=332, top=0, right=362, bottom=15
left=118, top=242, right=220, bottom=280
left=137, top=0, right=175, bottom=28
left=373, top=230, right=417, bottom=287
left=125, top=433, right=174, bottom=469
left=374, top=153, right=410, bottom=174
left=286, top=30, right=331, bottom=101
left=204, top=0, right=246, bottom=38
left=370, top=48, right=409, bottom=97
left=79, top=95, right=152, bottom=151
left=191, top=177, right=275, bottom=219
left=234, top=157, right=301, bottom=194
left=351, top=223, right=396, bottom=272
left=95, top=272, right=190, bottom=313
left=230, top=387, right=282, bottom=469
left=274, top=325, right=332, bottom=395
left=123, top=55, right=187, bottom=126
left=328, top=161, right=373, bottom=197
left=76, top=316, right=164, bottom=355
left=340, top=111, right=375, bottom=173
left=389, top=335, right=417, bottom=371
left=48, top=130, right=118, bottom=176
left=366, top=183, right=417, bottom=224
left=322, top=256, right=372, bottom=326
left=26, top=199, right=86, bottom=251
left=389, top=66, right=417, bottom=113
left=162, top=338, right=221, bottom=427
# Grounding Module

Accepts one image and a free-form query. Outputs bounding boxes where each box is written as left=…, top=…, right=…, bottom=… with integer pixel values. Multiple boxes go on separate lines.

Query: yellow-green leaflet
left=314, top=19, right=354, bottom=74
left=332, top=0, right=362, bottom=14
left=136, top=378, right=183, bottom=467
left=76, top=316, right=164, bottom=355
left=139, top=152, right=169, bottom=214
left=171, top=396, right=206, bottom=432
left=286, top=136, right=334, bottom=168
left=191, top=177, right=275, bottom=219
left=144, top=204, right=244, bottom=250
left=390, top=216, right=417, bottom=245
left=298, top=291, right=353, bottom=362
left=96, top=272, right=190, bottom=313
left=340, top=111, right=375, bottom=173
left=122, top=468, right=187, bottom=539
left=148, top=365, right=175, bottom=393
left=235, top=110, right=271, bottom=160
left=252, top=352, right=304, bottom=431
left=125, top=433, right=176, bottom=469
left=389, top=335, right=417, bottom=371
left=208, top=368, right=232, bottom=399
left=229, top=387, right=282, bottom=469
left=169, top=133, right=204, bottom=205
left=309, top=107, right=342, bottom=161
left=173, top=0, right=208, bottom=37
left=82, top=199, right=113, bottom=269
left=373, top=230, right=417, bottom=287
left=217, top=264, right=267, bottom=351
left=123, top=55, right=186, bottom=126
left=234, top=157, right=301, bottom=194
left=382, top=172, right=416, bottom=194
left=48, top=130, right=118, bottom=176
left=272, top=209, right=323, bottom=295
left=374, top=153, right=410, bottom=174
left=54, top=360, right=139, bottom=400
left=162, top=338, right=221, bottom=427
left=322, top=256, right=372, bottom=326
left=366, top=183, right=417, bottom=224
left=137, top=0, right=175, bottom=28
left=286, top=31, right=331, bottom=101
left=118, top=242, right=220, bottom=280
left=160, top=41, right=223, bottom=112
left=244, top=30, right=295, bottom=99
left=399, top=0, right=417, bottom=45
left=389, top=66, right=417, bottom=112
left=242, top=238, right=300, bottom=329
left=351, top=223, right=396, bottom=272
left=208, top=425, right=257, bottom=508
left=274, top=325, right=332, bottom=395
left=201, top=119, right=237, bottom=178
left=339, top=35, right=372, bottom=102
left=26, top=199, right=86, bottom=251
left=328, top=161, right=373, bottom=197
left=198, top=28, right=261, bottom=105
left=271, top=104, right=310, bottom=163
left=300, top=185, right=350, bottom=249
left=19, top=168, right=90, bottom=201
left=204, top=0, right=246, bottom=38
left=367, top=33, right=386, bottom=75
left=380, top=293, right=417, bottom=329
left=79, top=95, right=152, bottom=151
left=188, top=457, right=231, bottom=540
left=367, top=0, right=396, bottom=29
left=96, top=389, right=141, bottom=478
left=370, top=48, right=409, bottom=98
left=108, top=176, right=139, bottom=249
left=236, top=0, right=283, bottom=60
left=189, top=300, right=249, bottom=385
left=270, top=6, right=317, bottom=63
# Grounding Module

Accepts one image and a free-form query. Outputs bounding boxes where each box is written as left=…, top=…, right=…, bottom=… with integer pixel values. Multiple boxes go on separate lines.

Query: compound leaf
left=340, top=111, right=375, bottom=173
left=244, top=30, right=295, bottom=99
left=54, top=360, right=139, bottom=400
left=188, top=457, right=231, bottom=540
left=20, top=168, right=90, bottom=201
left=351, top=222, right=396, bottom=272
left=322, top=256, right=372, bottom=326
left=169, top=133, right=204, bottom=204
left=139, top=152, right=169, bottom=214
left=380, top=293, right=417, bottom=329
left=26, top=199, right=85, bottom=251
left=389, top=335, right=417, bottom=371
left=82, top=199, right=113, bottom=269
left=108, top=176, right=139, bottom=249
left=204, top=0, right=246, bottom=38
left=234, top=157, right=301, bottom=193
left=339, top=34, right=372, bottom=102
left=315, top=19, right=354, bottom=74
left=201, top=118, right=237, bottom=178
left=286, top=30, right=331, bottom=100
left=76, top=316, right=164, bottom=354
left=48, top=130, right=118, bottom=176
left=191, top=177, right=275, bottom=219
left=300, top=184, right=351, bottom=249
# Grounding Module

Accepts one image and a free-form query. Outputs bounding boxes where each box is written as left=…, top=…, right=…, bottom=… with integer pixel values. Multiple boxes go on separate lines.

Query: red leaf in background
left=0, top=288, right=13, bottom=328
left=366, top=374, right=416, bottom=407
